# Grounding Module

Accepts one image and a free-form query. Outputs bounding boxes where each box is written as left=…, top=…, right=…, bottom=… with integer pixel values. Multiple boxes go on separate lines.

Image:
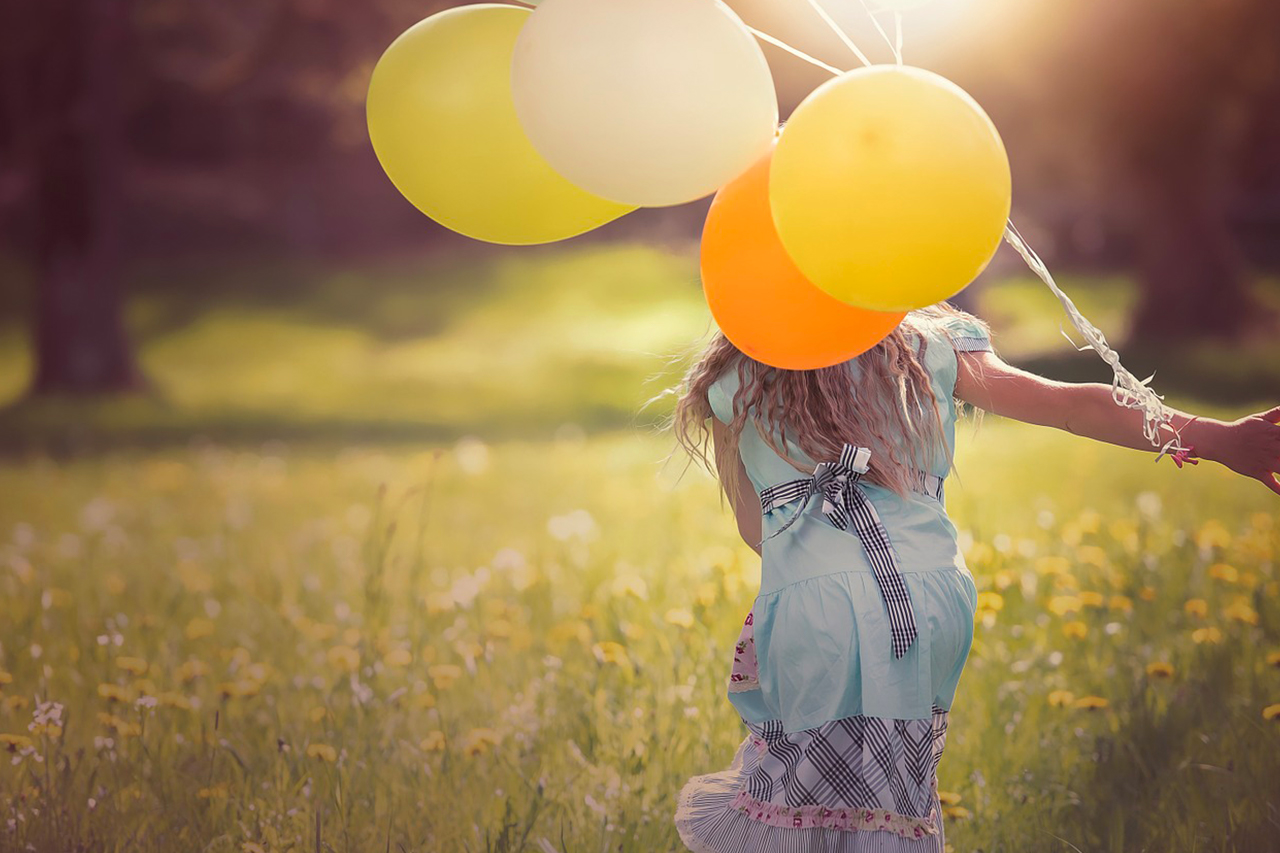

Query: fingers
left=1263, top=404, right=1280, bottom=424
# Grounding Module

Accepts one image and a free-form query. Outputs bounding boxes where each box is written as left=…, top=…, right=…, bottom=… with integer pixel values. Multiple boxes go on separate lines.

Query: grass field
left=1, top=242, right=1279, bottom=851
left=1, top=426, right=1279, bottom=852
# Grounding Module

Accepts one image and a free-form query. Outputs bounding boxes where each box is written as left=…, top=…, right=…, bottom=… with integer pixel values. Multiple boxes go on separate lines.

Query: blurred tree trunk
left=1124, top=112, right=1254, bottom=343
left=30, top=0, right=143, bottom=395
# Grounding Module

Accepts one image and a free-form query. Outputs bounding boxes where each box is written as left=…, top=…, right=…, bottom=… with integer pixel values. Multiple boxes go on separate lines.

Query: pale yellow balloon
left=366, top=4, right=634, bottom=245
left=770, top=65, right=1011, bottom=312
left=511, top=0, right=778, bottom=207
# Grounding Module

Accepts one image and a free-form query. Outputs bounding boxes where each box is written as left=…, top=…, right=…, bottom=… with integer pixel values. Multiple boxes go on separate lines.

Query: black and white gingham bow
left=757, top=444, right=919, bottom=659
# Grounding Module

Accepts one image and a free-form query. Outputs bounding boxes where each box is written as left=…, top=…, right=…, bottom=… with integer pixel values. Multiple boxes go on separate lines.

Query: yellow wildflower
left=97, top=713, right=141, bottom=737
left=1035, top=556, right=1069, bottom=576
left=1138, top=586, right=1157, bottom=602
left=3, top=696, right=29, bottom=713
left=1063, top=621, right=1088, bottom=640
left=1265, top=651, right=1280, bottom=668
left=198, top=784, right=229, bottom=799
left=1263, top=704, right=1280, bottom=722
left=1, top=733, right=34, bottom=752
left=548, top=620, right=592, bottom=646
left=664, top=608, right=695, bottom=628
left=157, top=692, right=193, bottom=711
left=610, top=574, right=648, bottom=601
left=177, top=659, right=209, bottom=682
left=460, top=727, right=502, bottom=757
left=484, top=619, right=514, bottom=640
left=97, top=683, right=136, bottom=704
left=420, top=730, right=446, bottom=752
left=217, top=679, right=260, bottom=699
left=1208, top=563, right=1239, bottom=583
left=695, top=581, right=719, bottom=608
left=1224, top=600, right=1259, bottom=626
left=1047, top=690, right=1076, bottom=708
left=428, top=664, right=463, bottom=690
left=326, top=645, right=361, bottom=674
left=1183, top=599, right=1208, bottom=618
left=1191, top=627, right=1224, bottom=645
left=308, top=706, right=328, bottom=723
left=1073, top=695, right=1109, bottom=710
left=306, top=743, right=337, bottom=762
left=1108, top=595, right=1133, bottom=614
left=1145, top=662, right=1175, bottom=679
left=975, top=592, right=1004, bottom=613
left=383, top=648, right=412, bottom=668
left=1077, top=546, right=1107, bottom=568
left=0, top=671, right=11, bottom=686
left=592, top=641, right=632, bottom=667
left=942, top=805, right=972, bottom=820
left=1048, top=596, right=1082, bottom=616
left=1195, top=520, right=1231, bottom=551
left=1078, top=590, right=1105, bottom=608
left=937, top=791, right=962, bottom=806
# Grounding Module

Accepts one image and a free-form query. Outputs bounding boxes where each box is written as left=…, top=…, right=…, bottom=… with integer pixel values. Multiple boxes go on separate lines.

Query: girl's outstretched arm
left=711, top=417, right=764, bottom=555
left=954, top=350, right=1280, bottom=496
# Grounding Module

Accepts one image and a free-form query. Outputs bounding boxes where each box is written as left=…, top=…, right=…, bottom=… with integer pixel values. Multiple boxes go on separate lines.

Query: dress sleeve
left=707, top=376, right=734, bottom=424
left=941, top=314, right=994, bottom=354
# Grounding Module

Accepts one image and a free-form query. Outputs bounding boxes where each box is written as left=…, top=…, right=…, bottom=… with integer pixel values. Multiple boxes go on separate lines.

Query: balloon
left=511, top=0, right=778, bottom=207
left=366, top=4, right=634, bottom=245
left=702, top=145, right=905, bottom=370
left=770, top=65, right=1011, bottom=311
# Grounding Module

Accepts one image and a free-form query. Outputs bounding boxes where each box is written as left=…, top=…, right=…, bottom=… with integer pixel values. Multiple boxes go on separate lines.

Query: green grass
left=0, top=425, right=1278, bottom=852
left=2, top=245, right=1277, bottom=450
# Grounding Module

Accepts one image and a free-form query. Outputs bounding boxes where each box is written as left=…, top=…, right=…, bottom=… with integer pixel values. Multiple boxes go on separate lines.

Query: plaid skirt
left=674, top=598, right=964, bottom=853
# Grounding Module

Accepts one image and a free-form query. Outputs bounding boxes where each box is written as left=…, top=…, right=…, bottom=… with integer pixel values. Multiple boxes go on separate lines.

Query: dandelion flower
left=1223, top=600, right=1259, bottom=626
left=1048, top=596, right=1082, bottom=617
left=384, top=648, right=412, bottom=668
left=1265, top=651, right=1280, bottom=669
left=1072, top=695, right=1109, bottom=710
left=97, top=683, right=136, bottom=704
left=326, top=645, right=361, bottom=674
left=1047, top=690, right=1076, bottom=708
left=460, top=727, right=502, bottom=757
left=937, top=791, right=962, bottom=806
left=1183, top=599, right=1208, bottom=618
left=420, top=730, right=446, bottom=752
left=942, top=805, right=972, bottom=820
left=1, top=733, right=34, bottom=752
left=428, top=664, right=463, bottom=690
left=1191, top=627, right=1223, bottom=645
left=306, top=743, right=337, bottom=762
left=1078, top=591, right=1105, bottom=608
left=975, top=592, right=1004, bottom=613
left=1145, top=662, right=1174, bottom=679
left=1263, top=704, right=1280, bottom=722
left=591, top=641, right=631, bottom=668
left=177, top=659, right=209, bottom=682
left=1063, top=621, right=1088, bottom=640
left=1208, top=563, right=1239, bottom=583
left=664, top=608, right=695, bottom=628
left=1138, top=586, right=1157, bottom=602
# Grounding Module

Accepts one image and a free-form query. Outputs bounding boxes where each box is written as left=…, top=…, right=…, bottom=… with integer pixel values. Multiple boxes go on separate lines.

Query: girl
left=669, top=301, right=1280, bottom=852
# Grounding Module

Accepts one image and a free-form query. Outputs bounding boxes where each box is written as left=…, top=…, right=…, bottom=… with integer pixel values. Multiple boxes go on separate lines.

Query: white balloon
left=511, top=0, right=779, bottom=207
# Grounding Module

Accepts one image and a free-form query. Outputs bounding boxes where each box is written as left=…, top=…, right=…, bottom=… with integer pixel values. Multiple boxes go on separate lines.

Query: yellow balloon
left=366, top=4, right=634, bottom=245
left=770, top=65, right=1011, bottom=312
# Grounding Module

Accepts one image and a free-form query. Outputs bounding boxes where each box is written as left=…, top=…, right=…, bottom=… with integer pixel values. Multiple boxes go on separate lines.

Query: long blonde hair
left=669, top=301, right=990, bottom=516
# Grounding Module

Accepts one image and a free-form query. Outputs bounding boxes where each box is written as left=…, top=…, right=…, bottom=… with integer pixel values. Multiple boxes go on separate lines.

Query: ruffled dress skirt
left=675, top=564, right=978, bottom=853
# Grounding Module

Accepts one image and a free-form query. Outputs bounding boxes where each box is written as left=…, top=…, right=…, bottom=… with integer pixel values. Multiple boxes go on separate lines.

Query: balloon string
left=746, top=26, right=847, bottom=76
left=804, top=0, right=873, bottom=66
left=855, top=0, right=902, bottom=65
left=1002, top=221, right=1191, bottom=458
left=894, top=11, right=904, bottom=64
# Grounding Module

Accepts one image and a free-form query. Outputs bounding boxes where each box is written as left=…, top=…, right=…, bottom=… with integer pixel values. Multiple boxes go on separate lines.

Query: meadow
left=1, top=243, right=1279, bottom=852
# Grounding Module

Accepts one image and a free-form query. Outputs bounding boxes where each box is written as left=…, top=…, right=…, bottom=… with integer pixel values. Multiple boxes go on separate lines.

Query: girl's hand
left=1205, top=405, right=1280, bottom=496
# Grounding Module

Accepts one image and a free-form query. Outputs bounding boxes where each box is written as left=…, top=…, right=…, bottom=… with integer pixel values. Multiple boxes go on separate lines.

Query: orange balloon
left=701, top=146, right=905, bottom=370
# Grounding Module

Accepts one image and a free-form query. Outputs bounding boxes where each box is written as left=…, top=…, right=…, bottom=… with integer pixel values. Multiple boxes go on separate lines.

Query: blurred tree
left=1060, top=0, right=1280, bottom=343
left=3, top=0, right=143, bottom=394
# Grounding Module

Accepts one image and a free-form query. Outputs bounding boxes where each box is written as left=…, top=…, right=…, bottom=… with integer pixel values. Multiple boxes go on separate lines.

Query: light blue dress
left=675, top=313, right=989, bottom=853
